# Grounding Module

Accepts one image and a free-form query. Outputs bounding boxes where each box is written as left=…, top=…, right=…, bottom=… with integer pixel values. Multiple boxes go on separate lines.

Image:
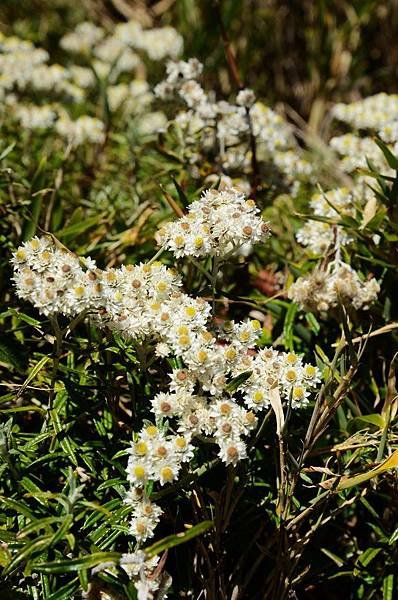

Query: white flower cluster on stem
left=158, top=187, right=270, bottom=258
left=154, top=58, right=312, bottom=185
left=11, top=191, right=321, bottom=547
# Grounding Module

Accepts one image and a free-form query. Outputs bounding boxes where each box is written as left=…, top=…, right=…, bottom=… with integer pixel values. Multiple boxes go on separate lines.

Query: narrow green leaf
left=55, top=214, right=105, bottom=239
left=383, top=574, right=394, bottom=600
left=47, top=577, right=80, bottom=600
left=31, top=552, right=121, bottom=573
left=283, top=302, right=298, bottom=351
left=357, top=547, right=381, bottom=567
left=144, top=520, right=213, bottom=558
left=0, top=142, right=16, bottom=161
left=226, top=371, right=252, bottom=393
left=374, top=138, right=398, bottom=170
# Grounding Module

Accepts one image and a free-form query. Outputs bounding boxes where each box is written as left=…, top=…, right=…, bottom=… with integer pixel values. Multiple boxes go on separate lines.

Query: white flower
left=217, top=439, right=247, bottom=466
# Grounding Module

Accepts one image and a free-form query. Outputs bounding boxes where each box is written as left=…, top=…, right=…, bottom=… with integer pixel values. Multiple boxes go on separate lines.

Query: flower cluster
left=120, top=551, right=169, bottom=597
left=295, top=187, right=359, bottom=254
left=288, top=93, right=392, bottom=312
left=0, top=32, right=91, bottom=103
left=61, top=19, right=183, bottom=63
left=154, top=58, right=311, bottom=189
left=1, top=19, right=179, bottom=146
left=331, top=93, right=398, bottom=130
left=158, top=187, right=270, bottom=258
left=288, top=261, right=380, bottom=313
left=329, top=134, right=386, bottom=173
left=55, top=113, right=106, bottom=147
left=12, top=230, right=321, bottom=547
left=125, top=425, right=192, bottom=543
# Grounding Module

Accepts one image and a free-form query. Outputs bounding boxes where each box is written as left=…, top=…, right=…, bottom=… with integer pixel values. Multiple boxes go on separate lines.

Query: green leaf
left=0, top=405, right=45, bottom=414
left=283, top=302, right=298, bottom=351
left=47, top=577, right=80, bottom=600
left=383, top=574, right=394, bottom=600
left=49, top=515, right=73, bottom=547
left=0, top=142, right=16, bottom=161
left=55, top=214, right=105, bottom=239
left=16, top=356, right=50, bottom=399
left=17, top=517, right=63, bottom=539
left=357, top=547, right=381, bottom=568
left=388, top=528, right=398, bottom=545
left=7, top=309, right=42, bottom=328
left=374, top=139, right=398, bottom=170
left=347, top=414, right=385, bottom=433
left=305, top=312, right=320, bottom=334
left=144, top=520, right=214, bottom=558
left=226, top=371, right=252, bottom=393
left=321, top=449, right=398, bottom=491
left=3, top=536, right=53, bottom=575
left=31, top=552, right=121, bottom=574
left=320, top=547, right=344, bottom=567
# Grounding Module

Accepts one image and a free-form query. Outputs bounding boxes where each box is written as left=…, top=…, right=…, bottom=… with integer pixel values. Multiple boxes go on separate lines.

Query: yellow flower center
left=220, top=403, right=232, bottom=416
left=40, top=250, right=51, bottom=261
left=185, top=306, right=197, bottom=318
left=175, top=437, right=187, bottom=449
left=305, top=365, right=316, bottom=378
left=135, top=520, right=147, bottom=534
left=156, top=281, right=168, bottom=292
left=106, top=271, right=117, bottom=283
left=74, top=286, right=85, bottom=297
left=286, top=353, right=298, bottom=365
left=161, top=467, right=174, bottom=482
left=145, top=425, right=158, bottom=438
left=293, top=386, right=305, bottom=400
left=251, top=319, right=261, bottom=331
left=253, top=391, right=264, bottom=403
left=225, top=347, right=237, bottom=361
left=16, top=249, right=27, bottom=261
left=223, top=320, right=234, bottom=332
left=174, top=235, right=185, bottom=247
left=133, top=466, right=146, bottom=479
left=29, top=239, right=40, bottom=251
left=197, top=350, right=208, bottom=363
left=135, top=441, right=148, bottom=455
left=239, top=330, right=251, bottom=343
left=246, top=411, right=256, bottom=425
left=143, top=504, right=153, bottom=516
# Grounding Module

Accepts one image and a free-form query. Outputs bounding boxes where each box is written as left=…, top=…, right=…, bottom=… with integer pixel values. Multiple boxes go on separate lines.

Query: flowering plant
left=0, top=5, right=397, bottom=600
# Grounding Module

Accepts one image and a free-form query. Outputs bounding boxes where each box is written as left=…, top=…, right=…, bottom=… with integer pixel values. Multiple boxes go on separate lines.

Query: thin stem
left=148, top=245, right=166, bottom=265
left=188, top=257, right=213, bottom=284
left=213, top=0, right=259, bottom=195
left=42, top=316, right=63, bottom=430
left=211, top=255, right=220, bottom=314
